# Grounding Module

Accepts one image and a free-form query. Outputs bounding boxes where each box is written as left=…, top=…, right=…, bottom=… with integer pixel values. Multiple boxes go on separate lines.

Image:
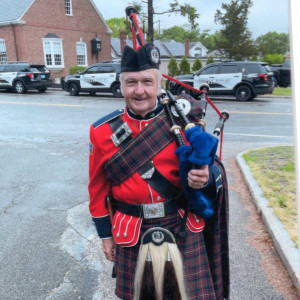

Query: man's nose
left=135, top=82, right=144, bottom=94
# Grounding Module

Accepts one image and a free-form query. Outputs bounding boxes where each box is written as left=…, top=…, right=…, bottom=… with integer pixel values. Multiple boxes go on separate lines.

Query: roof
left=0, top=0, right=34, bottom=23
left=162, top=40, right=185, bottom=57
left=111, top=37, right=133, bottom=56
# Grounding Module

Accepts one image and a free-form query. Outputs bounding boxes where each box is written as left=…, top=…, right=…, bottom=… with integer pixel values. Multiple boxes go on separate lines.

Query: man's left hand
left=188, top=165, right=209, bottom=189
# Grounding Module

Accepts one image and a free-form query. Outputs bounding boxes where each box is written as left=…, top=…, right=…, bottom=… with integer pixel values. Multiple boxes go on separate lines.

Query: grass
left=272, top=87, right=292, bottom=97
left=243, top=146, right=298, bottom=248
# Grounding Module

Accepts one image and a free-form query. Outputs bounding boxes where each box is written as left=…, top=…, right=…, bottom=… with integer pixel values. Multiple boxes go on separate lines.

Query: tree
left=161, top=26, right=201, bottom=43
left=214, top=0, right=257, bottom=60
left=179, top=56, right=190, bottom=74
left=132, top=1, right=199, bottom=42
left=256, top=31, right=289, bottom=56
left=106, top=17, right=132, bottom=38
left=263, top=54, right=284, bottom=65
left=167, top=57, right=180, bottom=76
left=192, top=57, right=202, bottom=72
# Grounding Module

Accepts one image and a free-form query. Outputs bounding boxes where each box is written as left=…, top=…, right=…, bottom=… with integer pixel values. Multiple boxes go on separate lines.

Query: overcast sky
left=94, top=0, right=290, bottom=39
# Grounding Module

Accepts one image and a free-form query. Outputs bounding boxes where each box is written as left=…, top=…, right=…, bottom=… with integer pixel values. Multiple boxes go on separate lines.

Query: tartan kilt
left=114, top=211, right=217, bottom=300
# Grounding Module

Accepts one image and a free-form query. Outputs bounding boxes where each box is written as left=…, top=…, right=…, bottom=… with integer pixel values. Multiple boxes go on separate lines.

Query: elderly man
left=88, top=43, right=229, bottom=300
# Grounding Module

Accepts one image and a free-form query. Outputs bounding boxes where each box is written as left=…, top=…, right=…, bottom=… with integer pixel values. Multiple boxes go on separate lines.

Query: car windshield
left=17, top=64, right=31, bottom=72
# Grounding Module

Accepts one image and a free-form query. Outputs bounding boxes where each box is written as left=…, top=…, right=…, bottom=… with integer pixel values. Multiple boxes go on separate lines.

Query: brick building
left=0, top=0, right=112, bottom=82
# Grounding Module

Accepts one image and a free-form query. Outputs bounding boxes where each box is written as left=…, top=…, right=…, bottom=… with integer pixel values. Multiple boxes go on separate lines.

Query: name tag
left=143, top=203, right=165, bottom=219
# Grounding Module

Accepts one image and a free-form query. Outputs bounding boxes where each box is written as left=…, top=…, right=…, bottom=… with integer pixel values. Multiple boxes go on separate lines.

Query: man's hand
left=188, top=165, right=209, bottom=189
left=102, top=237, right=116, bottom=262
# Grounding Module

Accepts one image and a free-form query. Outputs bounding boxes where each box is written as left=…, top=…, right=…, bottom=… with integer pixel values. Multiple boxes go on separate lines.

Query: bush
left=179, top=56, right=190, bottom=75
left=69, top=65, right=86, bottom=75
left=192, top=57, right=202, bottom=72
left=263, top=54, right=284, bottom=65
left=206, top=56, right=214, bottom=65
left=167, top=57, right=180, bottom=77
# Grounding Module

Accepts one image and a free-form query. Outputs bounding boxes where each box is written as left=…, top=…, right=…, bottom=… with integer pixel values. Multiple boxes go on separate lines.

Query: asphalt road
left=0, top=89, right=295, bottom=299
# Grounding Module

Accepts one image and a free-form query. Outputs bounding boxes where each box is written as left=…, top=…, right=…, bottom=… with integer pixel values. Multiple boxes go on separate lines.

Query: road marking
left=0, top=100, right=82, bottom=107
left=230, top=110, right=293, bottom=116
left=225, top=132, right=294, bottom=139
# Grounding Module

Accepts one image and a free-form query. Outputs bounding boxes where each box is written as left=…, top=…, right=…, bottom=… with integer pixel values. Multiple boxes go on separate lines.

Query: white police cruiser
left=62, top=61, right=122, bottom=97
left=0, top=62, right=52, bottom=93
left=167, top=61, right=274, bottom=101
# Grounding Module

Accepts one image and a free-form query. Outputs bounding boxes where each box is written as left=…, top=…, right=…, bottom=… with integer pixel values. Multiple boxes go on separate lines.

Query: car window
left=30, top=66, right=48, bottom=72
left=100, top=66, right=114, bottom=73
left=85, top=66, right=100, bottom=74
left=219, top=65, right=238, bottom=73
left=200, top=65, right=219, bottom=75
left=114, top=64, right=121, bottom=73
left=0, top=65, right=5, bottom=72
left=17, top=65, right=31, bottom=72
left=241, top=64, right=266, bottom=74
left=4, top=65, right=18, bottom=72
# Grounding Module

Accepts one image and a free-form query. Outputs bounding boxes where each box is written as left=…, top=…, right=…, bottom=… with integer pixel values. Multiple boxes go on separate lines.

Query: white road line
left=225, top=132, right=294, bottom=139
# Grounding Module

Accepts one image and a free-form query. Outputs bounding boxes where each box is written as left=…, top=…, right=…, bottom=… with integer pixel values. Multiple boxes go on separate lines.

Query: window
left=76, top=42, right=87, bottom=66
left=85, top=66, right=100, bottom=74
left=200, top=65, right=219, bottom=75
left=0, top=39, right=7, bottom=63
left=220, top=65, right=238, bottom=74
left=100, top=66, right=114, bottom=73
left=42, top=39, right=64, bottom=68
left=194, top=47, right=202, bottom=58
left=65, top=0, right=73, bottom=15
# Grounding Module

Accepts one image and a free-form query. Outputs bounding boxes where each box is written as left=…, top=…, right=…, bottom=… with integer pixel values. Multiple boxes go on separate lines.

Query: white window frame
left=76, top=42, right=88, bottom=66
left=0, top=39, right=8, bottom=63
left=65, top=0, right=73, bottom=16
left=42, top=38, right=64, bottom=69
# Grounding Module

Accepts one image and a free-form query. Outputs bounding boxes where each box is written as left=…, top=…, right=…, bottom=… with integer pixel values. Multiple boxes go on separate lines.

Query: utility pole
left=147, top=0, right=154, bottom=42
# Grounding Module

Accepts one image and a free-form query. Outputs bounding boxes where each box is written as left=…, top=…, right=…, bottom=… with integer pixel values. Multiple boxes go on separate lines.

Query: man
left=89, top=43, right=229, bottom=299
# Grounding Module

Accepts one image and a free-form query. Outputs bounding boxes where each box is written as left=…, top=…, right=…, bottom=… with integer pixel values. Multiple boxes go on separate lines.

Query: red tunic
left=89, top=107, right=204, bottom=246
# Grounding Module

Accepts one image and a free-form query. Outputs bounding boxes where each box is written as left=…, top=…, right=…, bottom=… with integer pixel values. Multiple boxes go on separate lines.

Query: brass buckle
left=143, top=203, right=165, bottom=219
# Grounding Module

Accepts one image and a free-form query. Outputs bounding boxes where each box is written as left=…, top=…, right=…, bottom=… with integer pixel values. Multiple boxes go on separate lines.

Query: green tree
left=179, top=56, right=190, bottom=74
left=167, top=57, right=180, bottom=76
left=106, top=17, right=132, bottom=38
left=161, top=26, right=201, bottom=43
left=256, top=31, right=289, bottom=56
left=132, top=1, right=199, bottom=42
left=206, top=56, right=214, bottom=64
left=263, top=54, right=284, bottom=65
left=214, top=0, right=257, bottom=60
left=192, top=57, right=202, bottom=72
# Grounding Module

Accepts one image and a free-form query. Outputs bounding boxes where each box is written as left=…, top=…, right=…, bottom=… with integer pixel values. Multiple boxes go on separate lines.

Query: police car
left=0, top=62, right=52, bottom=93
left=167, top=61, right=274, bottom=101
left=62, top=61, right=122, bottom=97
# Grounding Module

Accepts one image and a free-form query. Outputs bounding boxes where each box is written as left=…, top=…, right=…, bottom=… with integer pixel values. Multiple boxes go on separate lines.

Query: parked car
left=259, top=62, right=275, bottom=94
left=0, top=62, right=52, bottom=93
left=270, top=59, right=291, bottom=87
left=62, top=61, right=122, bottom=97
left=167, top=60, right=274, bottom=101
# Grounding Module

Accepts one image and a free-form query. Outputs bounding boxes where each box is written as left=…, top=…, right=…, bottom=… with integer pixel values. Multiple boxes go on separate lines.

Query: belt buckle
left=111, top=122, right=133, bottom=146
left=143, top=203, right=165, bottom=219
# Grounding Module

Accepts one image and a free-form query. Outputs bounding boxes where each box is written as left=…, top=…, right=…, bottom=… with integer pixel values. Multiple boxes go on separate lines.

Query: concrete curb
left=236, top=150, right=300, bottom=298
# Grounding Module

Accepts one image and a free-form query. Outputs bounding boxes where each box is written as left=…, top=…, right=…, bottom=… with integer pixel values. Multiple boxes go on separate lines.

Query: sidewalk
left=236, top=151, right=300, bottom=299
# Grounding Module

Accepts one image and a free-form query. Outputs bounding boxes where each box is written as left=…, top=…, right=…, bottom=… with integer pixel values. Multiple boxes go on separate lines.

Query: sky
left=94, top=0, right=290, bottom=39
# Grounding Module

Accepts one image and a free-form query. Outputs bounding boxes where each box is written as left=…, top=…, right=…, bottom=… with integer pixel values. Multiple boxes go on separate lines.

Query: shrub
left=206, top=56, right=214, bottom=65
left=167, top=57, right=180, bottom=77
left=69, top=65, right=86, bottom=75
left=263, top=54, right=284, bottom=65
left=179, top=56, right=190, bottom=75
left=192, top=57, right=202, bottom=72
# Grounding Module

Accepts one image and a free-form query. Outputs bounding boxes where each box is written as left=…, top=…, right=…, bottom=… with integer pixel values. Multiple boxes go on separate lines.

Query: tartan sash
left=104, top=111, right=174, bottom=185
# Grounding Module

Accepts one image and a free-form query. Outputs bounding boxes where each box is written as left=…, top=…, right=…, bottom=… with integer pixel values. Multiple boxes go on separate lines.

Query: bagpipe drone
left=124, top=6, right=230, bottom=300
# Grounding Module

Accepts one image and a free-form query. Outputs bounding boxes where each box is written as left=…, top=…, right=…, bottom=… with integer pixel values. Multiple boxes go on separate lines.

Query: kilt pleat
left=115, top=211, right=217, bottom=300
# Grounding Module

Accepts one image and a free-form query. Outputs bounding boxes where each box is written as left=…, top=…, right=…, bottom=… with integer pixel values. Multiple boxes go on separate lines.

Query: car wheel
left=14, top=81, right=26, bottom=94
left=38, top=87, right=47, bottom=93
left=235, top=85, right=252, bottom=101
left=112, top=83, right=122, bottom=98
left=176, top=85, right=191, bottom=96
left=69, top=83, right=79, bottom=96
left=274, top=77, right=278, bottom=87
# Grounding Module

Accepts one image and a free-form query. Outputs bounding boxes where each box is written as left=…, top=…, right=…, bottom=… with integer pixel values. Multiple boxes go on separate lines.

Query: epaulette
left=92, top=109, right=125, bottom=129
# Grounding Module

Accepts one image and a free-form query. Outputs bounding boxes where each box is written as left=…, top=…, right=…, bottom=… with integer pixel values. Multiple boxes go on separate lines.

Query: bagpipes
left=125, top=6, right=229, bottom=300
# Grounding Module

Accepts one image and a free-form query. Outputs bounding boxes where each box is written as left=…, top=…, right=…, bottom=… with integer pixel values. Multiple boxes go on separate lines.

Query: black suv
left=0, top=62, right=52, bottom=93
left=167, top=61, right=274, bottom=101
left=62, top=61, right=122, bottom=97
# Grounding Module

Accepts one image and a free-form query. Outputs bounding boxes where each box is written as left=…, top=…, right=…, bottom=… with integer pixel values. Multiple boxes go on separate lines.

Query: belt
left=112, top=198, right=181, bottom=219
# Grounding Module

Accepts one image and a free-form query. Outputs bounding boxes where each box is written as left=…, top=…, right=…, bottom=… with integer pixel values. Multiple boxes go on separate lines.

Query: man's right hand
left=102, top=237, right=116, bottom=262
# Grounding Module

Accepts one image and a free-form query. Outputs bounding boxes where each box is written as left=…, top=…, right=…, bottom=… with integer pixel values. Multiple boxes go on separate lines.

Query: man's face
left=121, top=69, right=159, bottom=117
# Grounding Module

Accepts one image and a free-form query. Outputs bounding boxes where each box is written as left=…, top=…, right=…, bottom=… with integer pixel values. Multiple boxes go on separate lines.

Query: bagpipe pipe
left=125, top=6, right=229, bottom=300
